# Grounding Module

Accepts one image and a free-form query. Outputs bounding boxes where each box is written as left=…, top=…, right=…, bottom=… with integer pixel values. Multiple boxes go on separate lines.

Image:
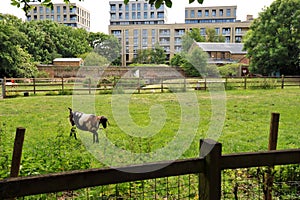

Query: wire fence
left=15, top=165, right=300, bottom=200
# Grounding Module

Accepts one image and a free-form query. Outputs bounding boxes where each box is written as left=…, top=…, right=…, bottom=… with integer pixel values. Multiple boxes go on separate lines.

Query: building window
left=144, top=12, right=147, bottom=19
left=226, top=9, right=231, bottom=16
left=56, top=6, right=60, bottom=13
left=158, top=12, right=164, bottom=18
left=137, top=3, right=141, bottom=11
left=132, top=3, right=136, bottom=11
left=212, top=9, right=216, bottom=17
left=144, top=3, right=148, bottom=10
left=219, top=9, right=223, bottom=16
left=57, top=15, right=61, bottom=21
left=134, top=29, right=139, bottom=37
left=137, top=12, right=141, bottom=19
left=142, top=29, right=147, bottom=36
left=111, top=13, right=116, bottom=19
left=39, top=6, right=44, bottom=14
left=215, top=27, right=220, bottom=35
left=63, top=6, right=67, bottom=13
left=150, top=12, right=155, bottom=18
left=197, top=10, right=202, bottom=17
left=110, top=4, right=116, bottom=11
left=125, top=4, right=129, bottom=11
left=125, top=12, right=129, bottom=19
left=119, top=4, right=122, bottom=10
left=185, top=10, right=188, bottom=18
left=190, top=10, right=195, bottom=18
left=205, top=10, right=209, bottom=17
left=46, top=7, right=50, bottom=14
left=200, top=28, right=206, bottom=35
left=119, top=13, right=123, bottom=19
left=40, top=15, right=44, bottom=20
left=132, top=12, right=136, bottom=19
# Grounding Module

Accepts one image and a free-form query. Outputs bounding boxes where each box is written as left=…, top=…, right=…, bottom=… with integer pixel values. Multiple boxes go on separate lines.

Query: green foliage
left=243, top=0, right=300, bottom=75
left=94, top=35, right=121, bottom=64
left=181, top=46, right=208, bottom=77
left=205, top=28, right=225, bottom=42
left=80, top=52, right=109, bottom=66
left=132, top=43, right=166, bottom=64
left=0, top=13, right=116, bottom=77
left=0, top=14, right=37, bottom=77
left=170, top=53, right=187, bottom=66
left=218, top=63, right=240, bottom=76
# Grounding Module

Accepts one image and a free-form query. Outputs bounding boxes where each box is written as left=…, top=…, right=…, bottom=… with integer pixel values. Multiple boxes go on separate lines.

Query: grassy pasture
left=0, top=87, right=299, bottom=196
left=1, top=88, right=299, bottom=176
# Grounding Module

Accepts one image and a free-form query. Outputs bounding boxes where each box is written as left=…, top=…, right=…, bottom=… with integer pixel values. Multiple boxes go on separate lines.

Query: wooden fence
left=1, top=76, right=300, bottom=98
left=0, top=138, right=299, bottom=199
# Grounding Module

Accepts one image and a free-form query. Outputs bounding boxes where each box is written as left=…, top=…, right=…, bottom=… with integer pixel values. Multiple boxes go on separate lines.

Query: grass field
left=1, top=88, right=299, bottom=178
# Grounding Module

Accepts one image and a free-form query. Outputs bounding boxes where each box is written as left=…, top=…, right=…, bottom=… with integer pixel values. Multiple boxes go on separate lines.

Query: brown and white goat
left=68, top=107, right=108, bottom=143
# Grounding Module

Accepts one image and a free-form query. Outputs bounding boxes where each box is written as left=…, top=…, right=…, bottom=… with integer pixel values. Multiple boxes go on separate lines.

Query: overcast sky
left=0, top=0, right=275, bottom=33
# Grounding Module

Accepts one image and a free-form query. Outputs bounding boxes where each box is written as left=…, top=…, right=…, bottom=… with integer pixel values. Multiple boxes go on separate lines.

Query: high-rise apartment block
left=26, top=3, right=90, bottom=31
left=109, top=1, right=252, bottom=66
left=109, top=0, right=167, bottom=26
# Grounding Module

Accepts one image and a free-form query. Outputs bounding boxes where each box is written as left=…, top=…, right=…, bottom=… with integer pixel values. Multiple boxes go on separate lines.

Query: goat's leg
left=92, top=131, right=99, bottom=143
left=70, top=126, right=77, bottom=140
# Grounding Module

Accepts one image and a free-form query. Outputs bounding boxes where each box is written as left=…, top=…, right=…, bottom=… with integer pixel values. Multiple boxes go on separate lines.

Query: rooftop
left=195, top=42, right=246, bottom=54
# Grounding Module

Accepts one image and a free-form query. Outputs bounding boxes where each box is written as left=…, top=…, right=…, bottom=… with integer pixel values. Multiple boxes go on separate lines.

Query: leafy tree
left=20, top=20, right=58, bottom=64
left=205, top=28, right=225, bottom=42
left=182, top=46, right=208, bottom=77
left=93, top=35, right=121, bottom=64
left=170, top=53, right=187, bottom=66
left=150, top=43, right=166, bottom=64
left=244, top=0, right=300, bottom=75
left=0, top=14, right=37, bottom=77
left=218, top=63, right=240, bottom=76
left=132, top=44, right=166, bottom=64
left=80, top=52, right=109, bottom=66
left=132, top=49, right=152, bottom=64
left=11, top=0, right=205, bottom=14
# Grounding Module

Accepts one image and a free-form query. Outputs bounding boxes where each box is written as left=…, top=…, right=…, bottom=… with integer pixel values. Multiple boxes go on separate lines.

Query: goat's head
left=98, top=116, right=108, bottom=128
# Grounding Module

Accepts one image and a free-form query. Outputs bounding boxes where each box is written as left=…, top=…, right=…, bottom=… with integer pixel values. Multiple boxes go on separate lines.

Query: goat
left=68, top=107, right=108, bottom=143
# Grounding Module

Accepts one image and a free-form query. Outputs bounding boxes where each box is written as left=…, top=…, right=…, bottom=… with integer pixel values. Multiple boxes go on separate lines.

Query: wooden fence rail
left=0, top=139, right=299, bottom=199
left=1, top=76, right=300, bottom=98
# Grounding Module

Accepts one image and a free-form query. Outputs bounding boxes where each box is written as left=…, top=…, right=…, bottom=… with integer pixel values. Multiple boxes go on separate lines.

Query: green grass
left=0, top=88, right=299, bottom=198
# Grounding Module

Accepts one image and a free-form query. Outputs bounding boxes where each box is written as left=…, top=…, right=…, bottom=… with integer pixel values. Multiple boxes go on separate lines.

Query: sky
left=0, top=0, right=275, bottom=33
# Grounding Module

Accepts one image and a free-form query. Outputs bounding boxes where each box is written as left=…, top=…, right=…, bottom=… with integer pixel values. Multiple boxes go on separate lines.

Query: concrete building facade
left=26, top=3, right=90, bottom=31
left=109, top=1, right=252, bottom=66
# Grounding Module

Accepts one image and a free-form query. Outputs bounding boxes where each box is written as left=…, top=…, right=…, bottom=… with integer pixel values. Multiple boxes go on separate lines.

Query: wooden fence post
left=137, top=77, right=141, bottom=94
left=281, top=75, right=284, bottom=89
left=244, top=76, right=247, bottom=89
left=88, top=78, right=91, bottom=95
left=199, top=139, right=222, bottom=200
left=161, top=78, right=164, bottom=93
left=264, top=113, right=280, bottom=200
left=10, top=127, right=26, bottom=178
left=61, top=77, right=64, bottom=93
left=33, top=78, right=36, bottom=95
left=2, top=77, right=6, bottom=98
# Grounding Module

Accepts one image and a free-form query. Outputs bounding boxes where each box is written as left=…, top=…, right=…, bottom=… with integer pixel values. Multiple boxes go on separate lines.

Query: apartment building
left=109, top=0, right=167, bottom=26
left=109, top=2, right=253, bottom=66
left=26, top=3, right=90, bottom=31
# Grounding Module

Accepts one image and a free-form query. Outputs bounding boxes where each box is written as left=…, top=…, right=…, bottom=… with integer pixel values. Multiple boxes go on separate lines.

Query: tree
left=11, top=0, right=205, bottom=14
left=243, top=0, right=300, bottom=75
left=94, top=35, right=121, bottom=64
left=181, top=46, right=208, bottom=77
left=0, top=14, right=37, bottom=77
left=80, top=52, right=109, bottom=66
left=205, top=28, right=225, bottom=42
left=150, top=43, right=166, bottom=64
left=132, top=44, right=166, bottom=64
